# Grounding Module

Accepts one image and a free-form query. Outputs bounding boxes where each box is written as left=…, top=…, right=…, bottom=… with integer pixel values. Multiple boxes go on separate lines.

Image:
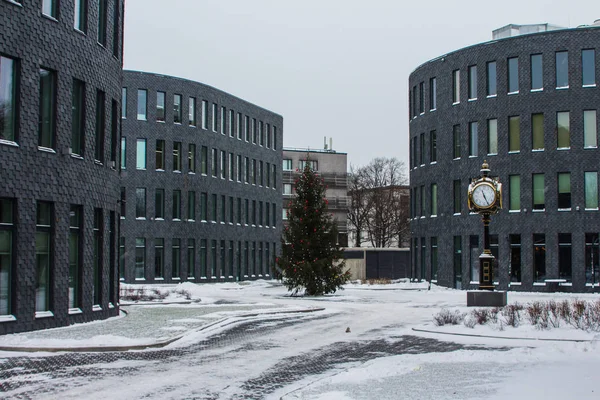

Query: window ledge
left=188, top=277, right=195, bottom=281
left=38, top=146, right=56, bottom=154
left=35, top=311, right=54, bottom=318
left=533, top=282, right=547, bottom=286
left=508, top=151, right=520, bottom=154
left=585, top=283, right=600, bottom=287
left=556, top=86, right=569, bottom=90
left=532, top=209, right=545, bottom=212
left=584, top=146, right=598, bottom=150
left=453, top=212, right=461, bottom=216
left=70, top=153, right=84, bottom=160
left=532, top=149, right=544, bottom=152
left=189, top=125, right=197, bottom=128
left=509, top=209, right=521, bottom=213
left=452, top=102, right=460, bottom=106
left=585, top=208, right=599, bottom=211
left=583, top=84, right=597, bottom=88
left=468, top=155, right=477, bottom=158
left=486, top=94, right=497, bottom=99
left=156, top=169, right=165, bottom=172
left=430, top=161, right=437, bottom=165
left=108, top=303, right=115, bottom=309
left=468, top=98, right=477, bottom=102
left=507, top=91, right=519, bottom=95
left=558, top=208, right=572, bottom=212
left=557, top=147, right=570, bottom=151
left=135, top=217, right=146, bottom=220
left=172, top=277, right=181, bottom=281
left=94, top=160, right=104, bottom=166
left=41, top=13, right=58, bottom=22
left=187, top=219, right=196, bottom=223
left=430, top=214, right=437, bottom=218
left=92, top=305, right=103, bottom=311
left=173, top=170, right=182, bottom=174
left=3, top=0, right=22, bottom=7
left=430, top=108, right=436, bottom=112
left=530, top=88, right=544, bottom=92
left=0, top=139, right=19, bottom=147
left=155, top=277, right=165, bottom=281
left=135, top=278, right=146, bottom=281
left=0, top=315, right=16, bottom=322
left=155, top=218, right=164, bottom=221
left=487, top=153, right=497, bottom=156
left=509, top=282, right=522, bottom=286
left=68, top=308, right=83, bottom=315
left=173, top=219, right=182, bottom=222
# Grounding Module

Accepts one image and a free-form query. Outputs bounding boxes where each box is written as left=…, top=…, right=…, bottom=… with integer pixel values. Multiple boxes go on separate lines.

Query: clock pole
left=479, top=162, right=494, bottom=290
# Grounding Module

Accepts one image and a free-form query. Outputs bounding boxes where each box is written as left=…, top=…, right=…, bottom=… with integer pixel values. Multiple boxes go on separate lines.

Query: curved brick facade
left=409, top=27, right=600, bottom=292
left=0, top=0, right=123, bottom=334
left=120, top=71, right=282, bottom=284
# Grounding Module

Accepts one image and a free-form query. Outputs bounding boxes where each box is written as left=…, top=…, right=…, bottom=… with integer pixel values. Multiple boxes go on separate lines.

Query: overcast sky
left=123, top=0, right=596, bottom=170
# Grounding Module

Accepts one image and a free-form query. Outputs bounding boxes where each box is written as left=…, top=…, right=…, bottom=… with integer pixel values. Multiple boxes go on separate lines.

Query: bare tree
left=347, top=157, right=409, bottom=248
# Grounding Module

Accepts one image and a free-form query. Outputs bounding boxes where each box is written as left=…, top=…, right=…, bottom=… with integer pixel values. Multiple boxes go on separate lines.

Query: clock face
left=472, top=183, right=497, bottom=208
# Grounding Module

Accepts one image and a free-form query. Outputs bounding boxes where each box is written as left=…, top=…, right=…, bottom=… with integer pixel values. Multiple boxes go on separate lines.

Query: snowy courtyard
left=1, top=280, right=599, bottom=399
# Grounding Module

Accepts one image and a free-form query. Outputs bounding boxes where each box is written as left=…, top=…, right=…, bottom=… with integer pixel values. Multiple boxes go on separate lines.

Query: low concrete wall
left=342, top=248, right=411, bottom=280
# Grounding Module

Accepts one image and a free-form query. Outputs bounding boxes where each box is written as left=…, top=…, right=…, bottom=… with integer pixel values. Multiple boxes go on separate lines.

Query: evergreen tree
left=276, top=163, right=350, bottom=295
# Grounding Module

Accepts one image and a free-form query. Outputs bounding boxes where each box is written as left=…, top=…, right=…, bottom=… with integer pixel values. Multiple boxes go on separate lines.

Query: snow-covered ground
left=1, top=280, right=599, bottom=399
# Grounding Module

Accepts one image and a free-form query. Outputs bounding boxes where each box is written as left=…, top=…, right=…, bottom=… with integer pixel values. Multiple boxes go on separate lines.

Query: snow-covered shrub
left=433, top=309, right=465, bottom=326
left=463, top=316, right=476, bottom=329
left=501, top=303, right=523, bottom=327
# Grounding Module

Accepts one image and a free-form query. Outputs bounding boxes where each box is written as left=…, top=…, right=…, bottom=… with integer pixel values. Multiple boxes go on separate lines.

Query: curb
left=411, top=327, right=598, bottom=343
left=0, top=307, right=325, bottom=354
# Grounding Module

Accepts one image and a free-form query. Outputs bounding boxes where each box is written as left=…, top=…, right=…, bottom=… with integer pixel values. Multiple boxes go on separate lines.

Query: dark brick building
left=409, top=23, right=600, bottom=292
left=0, top=0, right=124, bottom=334
left=120, top=71, right=282, bottom=283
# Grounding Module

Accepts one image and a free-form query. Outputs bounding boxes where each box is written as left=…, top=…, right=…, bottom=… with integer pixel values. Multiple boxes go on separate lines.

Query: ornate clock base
left=467, top=291, right=508, bottom=307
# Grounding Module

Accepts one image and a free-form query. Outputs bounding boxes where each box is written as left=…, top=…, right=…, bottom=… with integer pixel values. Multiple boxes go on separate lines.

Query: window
left=92, top=208, right=102, bottom=306
left=533, top=234, right=546, bottom=282
left=211, top=148, right=218, bottom=177
left=283, top=159, right=292, bottom=170
left=188, top=97, right=196, bottom=126
left=411, top=86, right=416, bottom=118
left=558, top=233, right=572, bottom=282
left=509, top=116, right=520, bottom=152
left=188, top=144, right=196, bottom=173
left=110, top=99, right=118, bottom=165
left=557, top=172, right=571, bottom=209
left=155, top=189, right=164, bottom=219
left=201, top=100, right=208, bottom=129
left=229, top=152, right=234, bottom=181
left=272, top=202, right=277, bottom=227
left=0, top=56, right=17, bottom=143
left=252, top=159, right=257, bottom=184
left=188, top=191, right=196, bottom=221
left=468, top=65, right=477, bottom=100
left=468, top=122, right=478, bottom=157
left=245, top=199, right=250, bottom=225
left=229, top=196, right=234, bottom=224
left=112, top=0, right=120, bottom=58
left=121, top=87, right=126, bottom=119
left=137, top=89, right=147, bottom=120
left=283, top=183, right=292, bottom=195
left=555, top=51, right=569, bottom=88
left=201, top=146, right=207, bottom=174
left=136, top=188, right=146, bottom=218
left=172, top=239, right=181, bottom=278
left=469, top=235, right=479, bottom=283
left=584, top=110, right=597, bottom=148
left=220, top=150, right=226, bottom=179
left=486, top=61, right=497, bottom=96
left=74, top=0, right=87, bottom=31
left=507, top=57, right=519, bottom=93
left=95, top=90, right=105, bottom=162
left=212, top=103, right=217, bottom=132
left=68, top=205, right=82, bottom=310
left=120, top=187, right=126, bottom=217
left=36, top=202, right=52, bottom=313
left=0, top=199, right=14, bottom=315
left=42, top=0, right=58, bottom=18
left=585, top=171, right=598, bottom=209
left=154, top=238, right=164, bottom=278
left=187, top=239, right=195, bottom=279
left=418, top=82, right=424, bottom=113
left=252, top=200, right=257, bottom=225
left=173, top=190, right=181, bottom=220
left=265, top=202, right=270, bottom=227
left=135, top=238, right=145, bottom=280
left=509, top=175, right=520, bottom=211
left=237, top=112, right=242, bottom=140
left=272, top=164, right=277, bottom=189
left=136, top=139, right=146, bottom=169
left=453, top=236, right=462, bottom=289
left=200, top=192, right=207, bottom=221
left=173, top=142, right=182, bottom=172
left=156, top=91, right=165, bottom=122
left=452, top=69, right=460, bottom=103
left=38, top=68, right=56, bottom=149
left=244, top=157, right=250, bottom=183
left=221, top=195, right=226, bottom=223
left=211, top=240, right=217, bottom=277
left=252, top=118, right=257, bottom=143
left=487, top=119, right=498, bottom=155
left=120, top=137, right=126, bottom=169
left=174, top=94, right=182, bottom=124
left=429, top=77, right=436, bottom=110
left=429, top=130, right=437, bottom=162
left=237, top=155, right=242, bottom=182
left=299, top=160, right=318, bottom=171
left=220, top=106, right=226, bottom=134
left=556, top=111, right=570, bottom=149
left=97, top=0, right=107, bottom=46
left=71, top=79, right=85, bottom=156
left=531, top=113, right=544, bottom=151
left=266, top=123, right=271, bottom=148
left=227, top=109, right=234, bottom=137
left=453, top=180, right=461, bottom=214
left=430, top=183, right=437, bottom=216
left=237, top=198, right=242, bottom=224
left=509, top=234, right=521, bottom=282
left=211, top=194, right=217, bottom=222
left=585, top=233, right=599, bottom=285
left=452, top=125, right=461, bottom=159
left=273, top=126, right=278, bottom=150
left=419, top=132, right=425, bottom=165
left=244, top=115, right=250, bottom=141
left=154, top=140, right=165, bottom=170
left=582, top=49, right=596, bottom=86
left=532, top=173, right=545, bottom=210
left=530, top=54, right=543, bottom=90
left=119, top=237, right=125, bottom=280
